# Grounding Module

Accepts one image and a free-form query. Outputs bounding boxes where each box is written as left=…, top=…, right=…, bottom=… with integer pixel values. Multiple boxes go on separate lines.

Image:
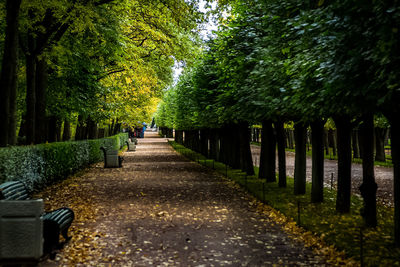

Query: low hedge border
left=0, top=133, right=128, bottom=191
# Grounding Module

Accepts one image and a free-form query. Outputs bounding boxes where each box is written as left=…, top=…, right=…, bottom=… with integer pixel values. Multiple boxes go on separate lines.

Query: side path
left=251, top=145, right=394, bottom=206
left=39, top=131, right=330, bottom=266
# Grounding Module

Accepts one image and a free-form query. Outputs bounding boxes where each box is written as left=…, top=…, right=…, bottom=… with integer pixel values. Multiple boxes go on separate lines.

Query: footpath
left=38, top=131, right=330, bottom=266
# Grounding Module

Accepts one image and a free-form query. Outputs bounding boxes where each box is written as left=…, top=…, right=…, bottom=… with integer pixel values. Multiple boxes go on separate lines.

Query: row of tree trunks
left=0, top=0, right=22, bottom=147
left=178, top=124, right=254, bottom=175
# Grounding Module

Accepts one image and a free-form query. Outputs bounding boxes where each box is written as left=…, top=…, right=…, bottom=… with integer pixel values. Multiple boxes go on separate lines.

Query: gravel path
left=39, top=132, right=330, bottom=266
left=251, top=145, right=394, bottom=206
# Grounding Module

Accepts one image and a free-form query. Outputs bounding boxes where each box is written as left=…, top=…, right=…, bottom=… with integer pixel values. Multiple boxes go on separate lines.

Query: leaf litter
left=35, top=132, right=352, bottom=266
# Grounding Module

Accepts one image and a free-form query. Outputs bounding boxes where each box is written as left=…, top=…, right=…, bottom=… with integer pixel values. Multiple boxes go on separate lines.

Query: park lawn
left=170, top=141, right=400, bottom=266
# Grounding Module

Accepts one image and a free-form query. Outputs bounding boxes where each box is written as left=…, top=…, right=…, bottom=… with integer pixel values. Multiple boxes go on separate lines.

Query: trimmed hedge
left=0, top=133, right=128, bottom=191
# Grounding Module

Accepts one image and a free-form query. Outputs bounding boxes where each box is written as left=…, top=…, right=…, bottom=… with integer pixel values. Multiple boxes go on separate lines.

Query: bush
left=0, top=133, right=128, bottom=191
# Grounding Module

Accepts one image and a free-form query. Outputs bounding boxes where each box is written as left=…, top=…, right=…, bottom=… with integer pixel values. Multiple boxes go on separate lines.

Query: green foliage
left=0, top=133, right=128, bottom=190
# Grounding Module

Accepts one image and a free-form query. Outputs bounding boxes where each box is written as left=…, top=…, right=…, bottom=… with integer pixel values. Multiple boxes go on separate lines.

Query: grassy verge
left=170, top=141, right=400, bottom=266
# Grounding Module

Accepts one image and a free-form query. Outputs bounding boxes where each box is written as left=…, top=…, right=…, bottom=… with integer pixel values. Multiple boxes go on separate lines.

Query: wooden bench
left=0, top=181, right=74, bottom=255
left=100, top=146, right=123, bottom=168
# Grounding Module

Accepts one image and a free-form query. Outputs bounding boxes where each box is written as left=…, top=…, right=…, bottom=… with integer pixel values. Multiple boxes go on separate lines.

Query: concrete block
left=0, top=199, right=43, bottom=261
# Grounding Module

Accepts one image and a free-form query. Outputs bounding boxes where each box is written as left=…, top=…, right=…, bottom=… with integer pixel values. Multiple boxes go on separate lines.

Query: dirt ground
left=250, top=145, right=394, bottom=206
left=37, top=132, right=334, bottom=266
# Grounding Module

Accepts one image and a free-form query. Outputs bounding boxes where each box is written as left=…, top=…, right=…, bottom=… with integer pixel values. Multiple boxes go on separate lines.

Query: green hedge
left=0, top=133, right=128, bottom=191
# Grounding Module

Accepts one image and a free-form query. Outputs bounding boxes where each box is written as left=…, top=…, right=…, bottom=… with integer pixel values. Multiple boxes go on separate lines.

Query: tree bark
left=275, top=120, right=287, bottom=187
left=35, top=57, right=48, bottom=144
left=62, top=119, right=71, bottom=141
left=7, top=58, right=18, bottom=146
left=334, top=115, right=353, bottom=213
left=375, top=127, right=386, bottom=162
left=324, top=128, right=330, bottom=155
left=0, top=0, right=22, bottom=146
left=294, top=122, right=307, bottom=195
left=209, top=128, right=219, bottom=161
left=238, top=122, right=254, bottom=175
left=352, top=129, right=361, bottom=159
left=311, top=120, right=325, bottom=203
left=87, top=117, right=97, bottom=139
left=259, top=120, right=276, bottom=182
left=25, top=33, right=36, bottom=145
left=359, top=114, right=377, bottom=227
left=48, top=116, right=57, bottom=142
left=199, top=129, right=209, bottom=157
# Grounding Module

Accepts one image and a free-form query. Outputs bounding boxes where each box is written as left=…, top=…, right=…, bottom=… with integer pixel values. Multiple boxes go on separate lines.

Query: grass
left=170, top=141, right=400, bottom=266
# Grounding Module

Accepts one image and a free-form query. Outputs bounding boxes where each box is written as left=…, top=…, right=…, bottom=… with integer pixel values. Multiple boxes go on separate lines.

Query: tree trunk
left=218, top=127, right=228, bottom=164
left=47, top=116, right=57, bottom=142
left=311, top=120, right=325, bottom=203
left=7, top=59, right=18, bottom=146
left=329, top=129, right=337, bottom=157
left=294, top=122, right=307, bottom=195
left=62, top=119, right=71, bottom=141
left=35, top=57, right=48, bottom=144
left=359, top=114, right=377, bottom=227
left=75, top=115, right=85, bottom=140
left=384, top=113, right=400, bottom=246
left=275, top=120, right=287, bottom=187
left=87, top=117, right=97, bottom=139
left=352, top=129, right=360, bottom=159
left=375, top=127, right=386, bottom=162
left=259, top=120, right=276, bottom=182
left=0, top=0, right=21, bottom=147
left=239, top=122, right=254, bottom=175
left=25, top=32, right=36, bottom=145
left=209, top=128, right=219, bottom=161
left=334, top=115, right=353, bottom=213
left=199, top=129, right=209, bottom=157
left=324, top=128, right=330, bottom=155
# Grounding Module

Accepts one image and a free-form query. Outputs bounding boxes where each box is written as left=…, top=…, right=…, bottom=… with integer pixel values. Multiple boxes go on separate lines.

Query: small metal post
left=245, top=174, right=247, bottom=189
left=297, top=201, right=301, bottom=225
left=331, top=173, right=334, bottom=190
left=360, top=228, right=364, bottom=267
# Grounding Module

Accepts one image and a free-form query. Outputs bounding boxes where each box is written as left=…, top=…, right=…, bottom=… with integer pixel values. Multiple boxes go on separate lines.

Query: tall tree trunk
left=352, top=129, right=360, bottom=159
left=275, top=120, right=287, bottom=187
left=7, top=59, right=18, bottom=146
left=259, top=120, right=276, bottom=181
left=87, top=117, right=97, bottom=140
left=209, top=128, right=219, bottom=161
left=294, top=122, right=307, bottom=195
left=359, top=114, right=377, bottom=227
left=62, top=119, right=71, bottom=141
left=75, top=115, right=85, bottom=140
left=329, top=129, right=337, bottom=157
left=384, top=113, right=400, bottom=246
left=311, top=120, right=325, bottom=203
left=324, top=128, right=330, bottom=155
left=334, top=115, right=353, bottom=213
left=199, top=128, right=209, bottom=157
left=239, top=122, right=254, bottom=175
left=47, top=116, right=57, bottom=142
left=375, top=127, right=386, bottom=162
left=219, top=127, right=228, bottom=164
left=35, top=57, right=48, bottom=144
left=0, top=0, right=22, bottom=146
left=25, top=32, right=36, bottom=145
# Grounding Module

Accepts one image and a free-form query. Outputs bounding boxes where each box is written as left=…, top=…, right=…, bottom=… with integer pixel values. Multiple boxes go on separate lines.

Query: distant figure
left=141, top=122, right=147, bottom=138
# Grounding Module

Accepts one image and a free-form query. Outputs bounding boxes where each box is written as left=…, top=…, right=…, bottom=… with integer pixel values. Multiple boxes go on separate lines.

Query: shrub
left=0, top=133, right=128, bottom=191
